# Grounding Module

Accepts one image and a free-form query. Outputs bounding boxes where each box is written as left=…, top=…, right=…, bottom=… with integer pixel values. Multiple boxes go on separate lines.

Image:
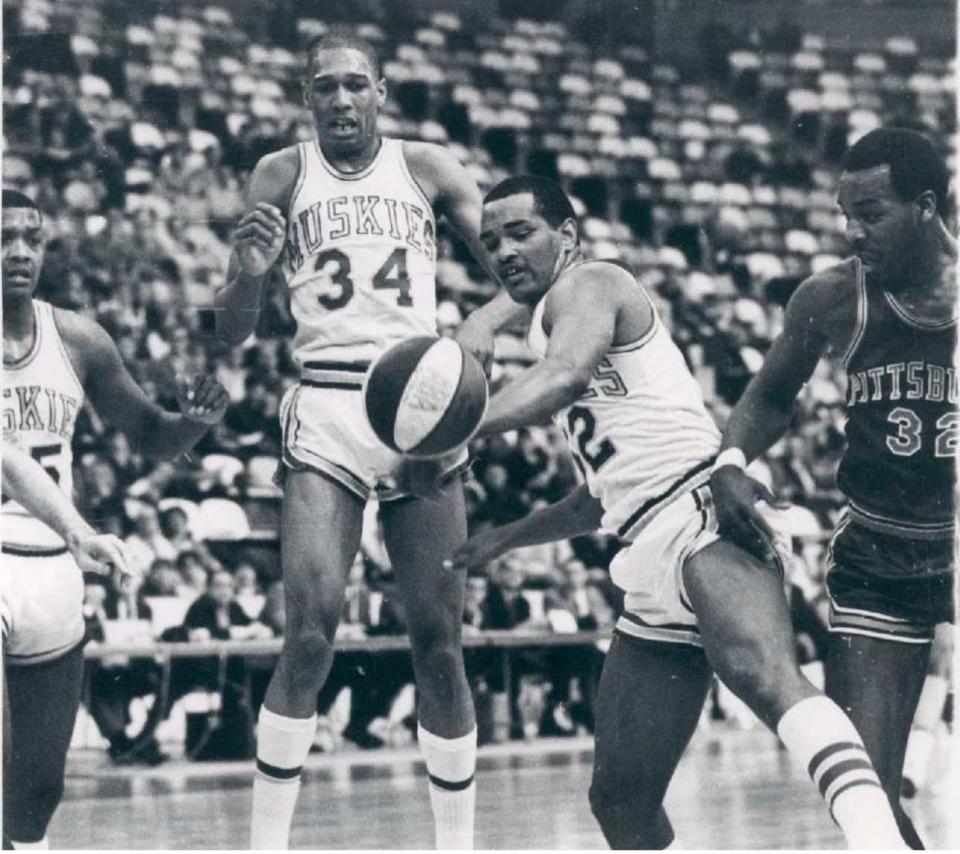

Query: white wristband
left=712, top=448, right=747, bottom=474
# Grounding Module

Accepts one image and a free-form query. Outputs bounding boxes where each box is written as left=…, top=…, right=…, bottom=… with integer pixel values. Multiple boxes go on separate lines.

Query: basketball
left=363, top=336, right=488, bottom=458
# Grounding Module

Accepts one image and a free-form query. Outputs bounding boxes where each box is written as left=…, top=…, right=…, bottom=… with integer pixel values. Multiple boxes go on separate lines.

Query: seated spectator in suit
left=166, top=571, right=272, bottom=722
left=82, top=574, right=167, bottom=765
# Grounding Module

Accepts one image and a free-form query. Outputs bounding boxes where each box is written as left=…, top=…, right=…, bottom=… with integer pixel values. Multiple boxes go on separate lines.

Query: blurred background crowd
left=3, top=0, right=954, bottom=761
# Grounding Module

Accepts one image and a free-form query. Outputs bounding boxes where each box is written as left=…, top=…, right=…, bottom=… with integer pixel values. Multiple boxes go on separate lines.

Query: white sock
left=418, top=724, right=477, bottom=850
left=777, top=696, right=906, bottom=850
left=913, top=674, right=948, bottom=730
left=903, top=729, right=936, bottom=789
left=10, top=839, right=48, bottom=850
left=250, top=707, right=317, bottom=850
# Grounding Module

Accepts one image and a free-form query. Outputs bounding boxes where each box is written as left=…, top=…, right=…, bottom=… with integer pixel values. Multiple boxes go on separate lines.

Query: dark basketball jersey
left=836, top=262, right=958, bottom=538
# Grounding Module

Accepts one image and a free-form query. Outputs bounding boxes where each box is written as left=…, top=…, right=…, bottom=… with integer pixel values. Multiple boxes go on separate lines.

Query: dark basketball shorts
left=825, top=515, right=956, bottom=644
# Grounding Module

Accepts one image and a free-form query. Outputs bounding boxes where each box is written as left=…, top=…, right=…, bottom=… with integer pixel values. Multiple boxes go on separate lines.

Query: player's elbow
left=550, top=362, right=592, bottom=404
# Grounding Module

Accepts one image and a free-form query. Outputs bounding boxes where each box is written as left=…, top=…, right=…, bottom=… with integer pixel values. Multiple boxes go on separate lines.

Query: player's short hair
left=841, top=128, right=949, bottom=218
left=304, top=31, right=381, bottom=81
left=484, top=175, right=578, bottom=230
left=2, top=188, right=40, bottom=215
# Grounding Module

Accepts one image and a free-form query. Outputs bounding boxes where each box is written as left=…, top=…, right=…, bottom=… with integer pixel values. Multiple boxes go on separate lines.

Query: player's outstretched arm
left=711, top=273, right=838, bottom=557
left=476, top=264, right=635, bottom=437
left=447, top=484, right=602, bottom=572
left=213, top=150, right=299, bottom=344
left=60, top=312, right=228, bottom=459
left=2, top=441, right=134, bottom=575
left=406, top=141, right=530, bottom=370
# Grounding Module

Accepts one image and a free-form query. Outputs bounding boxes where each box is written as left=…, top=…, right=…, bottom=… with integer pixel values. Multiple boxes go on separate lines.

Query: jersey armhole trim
left=289, top=142, right=308, bottom=217
left=883, top=291, right=959, bottom=330
left=840, top=259, right=867, bottom=368
left=397, top=141, right=437, bottom=232
left=48, top=304, right=86, bottom=396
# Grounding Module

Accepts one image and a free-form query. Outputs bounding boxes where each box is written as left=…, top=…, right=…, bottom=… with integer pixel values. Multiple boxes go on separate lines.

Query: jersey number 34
left=313, top=248, right=412, bottom=310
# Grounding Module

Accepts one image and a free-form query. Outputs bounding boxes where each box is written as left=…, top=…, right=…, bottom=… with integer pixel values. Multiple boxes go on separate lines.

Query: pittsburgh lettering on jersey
left=846, top=361, right=959, bottom=407
left=285, top=194, right=436, bottom=273
left=2, top=385, right=80, bottom=438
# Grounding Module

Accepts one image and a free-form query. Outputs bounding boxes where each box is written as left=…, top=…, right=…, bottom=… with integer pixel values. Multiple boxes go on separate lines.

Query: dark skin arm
left=213, top=148, right=299, bottom=345
left=710, top=264, right=855, bottom=558
left=404, top=141, right=530, bottom=371
left=477, top=262, right=649, bottom=436
left=447, top=484, right=603, bottom=571
left=59, top=311, right=228, bottom=459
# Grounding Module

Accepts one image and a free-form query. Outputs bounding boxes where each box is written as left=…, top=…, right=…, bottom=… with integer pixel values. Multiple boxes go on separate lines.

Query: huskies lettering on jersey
left=580, top=359, right=628, bottom=400
left=286, top=195, right=436, bottom=274
left=3, top=385, right=80, bottom=439
left=846, top=361, right=959, bottom=407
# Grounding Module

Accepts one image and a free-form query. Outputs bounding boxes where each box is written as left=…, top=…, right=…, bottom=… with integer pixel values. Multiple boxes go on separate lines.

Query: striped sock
left=250, top=708, right=317, bottom=850
left=418, top=724, right=477, bottom=850
left=777, top=696, right=906, bottom=850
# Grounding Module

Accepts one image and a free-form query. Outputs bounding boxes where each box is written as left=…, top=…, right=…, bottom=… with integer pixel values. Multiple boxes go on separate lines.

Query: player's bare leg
left=825, top=633, right=932, bottom=849
left=3, top=645, right=85, bottom=849
left=382, top=478, right=476, bottom=850
left=250, top=470, right=364, bottom=850
left=588, top=634, right=712, bottom=849
left=902, top=624, right=952, bottom=800
left=683, top=539, right=907, bottom=849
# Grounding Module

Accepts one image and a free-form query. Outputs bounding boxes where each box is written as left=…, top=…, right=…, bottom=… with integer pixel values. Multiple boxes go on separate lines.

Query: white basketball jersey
left=2, top=300, right=84, bottom=550
left=527, top=261, right=721, bottom=539
left=281, top=137, right=438, bottom=372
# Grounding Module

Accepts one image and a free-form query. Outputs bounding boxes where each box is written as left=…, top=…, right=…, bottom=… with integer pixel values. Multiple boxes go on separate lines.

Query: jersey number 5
left=567, top=406, right=617, bottom=474
left=314, top=248, right=412, bottom=309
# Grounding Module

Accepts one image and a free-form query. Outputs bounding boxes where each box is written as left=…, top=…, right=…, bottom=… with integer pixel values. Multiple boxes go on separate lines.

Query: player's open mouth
left=330, top=118, right=358, bottom=133
left=501, top=266, right=525, bottom=284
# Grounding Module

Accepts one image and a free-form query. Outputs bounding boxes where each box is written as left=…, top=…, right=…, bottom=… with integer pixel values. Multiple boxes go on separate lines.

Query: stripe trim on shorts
left=615, top=611, right=701, bottom=648
left=617, top=457, right=715, bottom=541
left=825, top=515, right=935, bottom=644
left=2, top=544, right=69, bottom=557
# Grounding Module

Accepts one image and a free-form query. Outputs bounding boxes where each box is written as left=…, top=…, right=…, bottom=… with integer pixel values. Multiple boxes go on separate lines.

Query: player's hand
left=710, top=466, right=783, bottom=563
left=66, top=530, right=134, bottom=578
left=176, top=375, right=230, bottom=425
left=445, top=527, right=514, bottom=572
left=452, top=319, right=495, bottom=378
left=234, top=203, right=286, bottom=277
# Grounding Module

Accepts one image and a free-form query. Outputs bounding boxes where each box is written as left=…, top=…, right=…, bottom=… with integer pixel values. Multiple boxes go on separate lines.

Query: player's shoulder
left=785, top=258, right=859, bottom=345
left=247, top=144, right=302, bottom=208
left=551, top=258, right=638, bottom=304
left=788, top=258, right=858, bottom=319
left=400, top=139, right=469, bottom=202
left=50, top=307, right=117, bottom=378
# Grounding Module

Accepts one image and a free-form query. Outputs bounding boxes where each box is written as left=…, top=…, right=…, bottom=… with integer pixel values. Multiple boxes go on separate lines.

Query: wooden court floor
left=56, top=728, right=956, bottom=850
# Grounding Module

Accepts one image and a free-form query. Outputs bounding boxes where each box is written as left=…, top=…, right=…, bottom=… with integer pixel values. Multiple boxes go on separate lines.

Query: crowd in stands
left=4, top=0, right=953, bottom=760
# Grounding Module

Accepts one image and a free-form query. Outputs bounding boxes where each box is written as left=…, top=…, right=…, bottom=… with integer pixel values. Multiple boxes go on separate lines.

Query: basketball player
left=2, top=188, right=228, bottom=849
left=213, top=34, right=523, bottom=850
left=710, top=127, right=956, bottom=848
left=448, top=175, right=907, bottom=848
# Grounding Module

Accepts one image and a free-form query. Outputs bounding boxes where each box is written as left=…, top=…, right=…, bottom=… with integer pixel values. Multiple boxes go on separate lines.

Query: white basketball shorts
left=2, top=546, right=85, bottom=665
left=610, top=481, right=793, bottom=647
left=279, top=381, right=467, bottom=503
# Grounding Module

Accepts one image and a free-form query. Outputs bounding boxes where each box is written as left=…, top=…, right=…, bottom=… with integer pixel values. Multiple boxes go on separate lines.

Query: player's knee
left=409, top=631, right=462, bottom=678
left=282, top=623, right=335, bottom=670
left=710, top=643, right=794, bottom=722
